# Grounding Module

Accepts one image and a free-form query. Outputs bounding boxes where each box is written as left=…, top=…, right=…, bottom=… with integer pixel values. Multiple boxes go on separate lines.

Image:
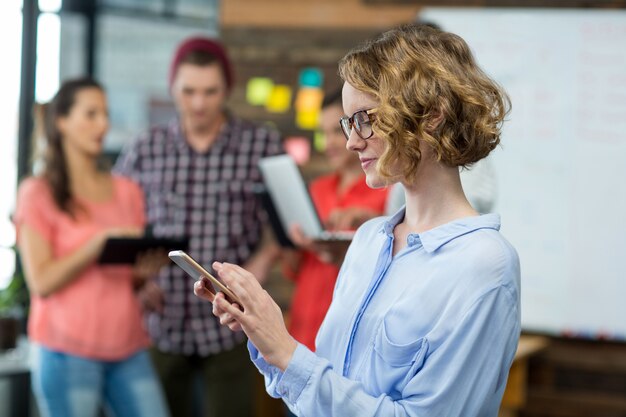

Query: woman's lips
left=360, top=158, right=375, bottom=170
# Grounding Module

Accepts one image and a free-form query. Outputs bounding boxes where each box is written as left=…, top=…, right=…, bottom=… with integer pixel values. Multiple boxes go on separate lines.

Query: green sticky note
left=313, top=131, right=326, bottom=152
left=246, top=77, right=274, bottom=106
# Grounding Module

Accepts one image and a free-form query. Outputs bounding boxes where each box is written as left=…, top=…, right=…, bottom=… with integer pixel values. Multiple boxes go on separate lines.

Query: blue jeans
left=32, top=345, right=169, bottom=417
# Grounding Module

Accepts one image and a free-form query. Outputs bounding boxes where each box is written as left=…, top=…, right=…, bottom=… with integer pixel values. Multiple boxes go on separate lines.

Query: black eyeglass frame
left=339, top=108, right=377, bottom=141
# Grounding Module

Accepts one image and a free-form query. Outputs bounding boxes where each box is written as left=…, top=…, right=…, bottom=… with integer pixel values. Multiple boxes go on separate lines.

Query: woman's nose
left=345, top=128, right=365, bottom=152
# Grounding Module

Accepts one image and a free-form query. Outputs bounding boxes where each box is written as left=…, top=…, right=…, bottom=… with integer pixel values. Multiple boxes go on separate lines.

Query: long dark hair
left=42, top=77, right=104, bottom=216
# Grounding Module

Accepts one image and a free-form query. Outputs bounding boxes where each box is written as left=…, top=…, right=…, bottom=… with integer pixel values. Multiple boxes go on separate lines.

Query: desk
left=499, top=335, right=550, bottom=417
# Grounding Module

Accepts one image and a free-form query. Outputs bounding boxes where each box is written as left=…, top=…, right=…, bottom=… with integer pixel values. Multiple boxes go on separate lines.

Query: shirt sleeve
left=250, top=286, right=520, bottom=417
left=13, top=179, right=56, bottom=244
left=262, top=127, right=284, bottom=158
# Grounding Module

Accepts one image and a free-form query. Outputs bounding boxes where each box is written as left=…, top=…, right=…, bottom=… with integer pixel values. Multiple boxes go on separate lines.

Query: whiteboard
left=421, top=8, right=626, bottom=341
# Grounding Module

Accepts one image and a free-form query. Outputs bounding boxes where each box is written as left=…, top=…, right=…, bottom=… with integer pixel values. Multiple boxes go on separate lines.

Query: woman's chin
left=365, top=174, right=386, bottom=189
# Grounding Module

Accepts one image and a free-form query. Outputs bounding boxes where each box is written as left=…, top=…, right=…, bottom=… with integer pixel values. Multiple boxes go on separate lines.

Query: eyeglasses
left=339, top=109, right=377, bottom=141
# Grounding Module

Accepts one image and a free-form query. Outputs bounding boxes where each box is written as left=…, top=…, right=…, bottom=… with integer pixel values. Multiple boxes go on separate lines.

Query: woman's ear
left=426, top=109, right=445, bottom=133
left=56, top=116, right=67, bottom=137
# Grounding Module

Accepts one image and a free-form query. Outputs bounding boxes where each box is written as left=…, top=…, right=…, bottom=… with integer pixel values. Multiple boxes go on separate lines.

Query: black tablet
left=97, top=236, right=189, bottom=265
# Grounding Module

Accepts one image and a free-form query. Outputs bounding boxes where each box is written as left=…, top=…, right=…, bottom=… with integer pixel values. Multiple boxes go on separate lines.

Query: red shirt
left=287, top=173, right=389, bottom=350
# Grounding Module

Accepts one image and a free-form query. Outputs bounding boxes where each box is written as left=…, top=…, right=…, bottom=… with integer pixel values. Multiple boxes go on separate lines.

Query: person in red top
left=14, top=78, right=169, bottom=417
left=284, top=89, right=389, bottom=351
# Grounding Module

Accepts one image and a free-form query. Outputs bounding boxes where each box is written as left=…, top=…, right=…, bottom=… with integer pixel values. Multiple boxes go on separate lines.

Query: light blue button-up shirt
left=250, top=211, right=521, bottom=417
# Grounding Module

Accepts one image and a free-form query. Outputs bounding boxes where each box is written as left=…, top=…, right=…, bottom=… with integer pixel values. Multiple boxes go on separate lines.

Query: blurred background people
left=114, top=37, right=283, bottom=417
left=14, top=78, right=169, bottom=417
left=283, top=88, right=389, bottom=352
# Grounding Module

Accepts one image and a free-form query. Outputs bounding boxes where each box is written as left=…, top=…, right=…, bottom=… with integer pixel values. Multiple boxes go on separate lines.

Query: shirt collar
left=381, top=208, right=501, bottom=253
left=169, top=112, right=237, bottom=153
left=169, top=117, right=188, bottom=152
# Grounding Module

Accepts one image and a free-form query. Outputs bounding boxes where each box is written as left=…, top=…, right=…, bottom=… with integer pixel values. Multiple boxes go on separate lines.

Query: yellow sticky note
left=296, top=109, right=320, bottom=130
left=295, top=88, right=323, bottom=111
left=265, top=85, right=292, bottom=113
left=246, top=77, right=274, bottom=106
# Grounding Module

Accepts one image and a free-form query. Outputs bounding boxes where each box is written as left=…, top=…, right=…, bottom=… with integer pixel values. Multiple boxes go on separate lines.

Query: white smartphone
left=168, top=250, right=241, bottom=305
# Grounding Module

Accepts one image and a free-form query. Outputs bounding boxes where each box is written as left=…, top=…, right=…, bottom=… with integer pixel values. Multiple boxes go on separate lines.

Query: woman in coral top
left=14, top=78, right=169, bottom=417
left=283, top=89, right=389, bottom=351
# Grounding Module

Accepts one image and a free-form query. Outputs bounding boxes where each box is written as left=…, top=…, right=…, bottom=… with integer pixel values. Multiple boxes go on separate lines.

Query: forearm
left=251, top=294, right=519, bottom=417
left=21, top=236, right=103, bottom=297
left=251, top=343, right=411, bottom=417
left=280, top=249, right=303, bottom=280
left=243, top=227, right=282, bottom=284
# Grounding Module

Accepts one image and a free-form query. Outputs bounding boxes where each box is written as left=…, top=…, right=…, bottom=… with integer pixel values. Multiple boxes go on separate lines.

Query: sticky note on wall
left=313, top=131, right=326, bottom=152
left=299, top=67, right=323, bottom=88
left=284, top=136, right=311, bottom=165
left=265, top=85, right=292, bottom=113
left=246, top=77, right=274, bottom=106
left=296, top=109, right=320, bottom=130
left=295, top=88, right=323, bottom=112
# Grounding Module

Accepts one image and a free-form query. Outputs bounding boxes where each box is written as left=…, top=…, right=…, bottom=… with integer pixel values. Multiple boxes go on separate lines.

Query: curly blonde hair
left=339, top=23, right=510, bottom=182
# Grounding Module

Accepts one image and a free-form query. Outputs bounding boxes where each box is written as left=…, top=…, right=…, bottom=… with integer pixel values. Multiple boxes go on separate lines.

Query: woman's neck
left=401, top=161, right=477, bottom=234
left=64, top=147, right=102, bottom=190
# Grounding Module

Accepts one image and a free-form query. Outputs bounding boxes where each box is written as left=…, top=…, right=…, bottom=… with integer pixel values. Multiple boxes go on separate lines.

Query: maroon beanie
left=168, top=37, right=234, bottom=91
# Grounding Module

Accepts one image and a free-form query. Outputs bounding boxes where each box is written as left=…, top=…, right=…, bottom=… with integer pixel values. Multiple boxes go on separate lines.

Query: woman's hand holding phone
left=194, top=276, right=216, bottom=303
left=178, top=252, right=297, bottom=371
left=202, top=262, right=298, bottom=372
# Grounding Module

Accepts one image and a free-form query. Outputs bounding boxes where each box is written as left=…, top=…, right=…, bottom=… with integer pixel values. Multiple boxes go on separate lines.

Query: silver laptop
left=258, top=154, right=355, bottom=242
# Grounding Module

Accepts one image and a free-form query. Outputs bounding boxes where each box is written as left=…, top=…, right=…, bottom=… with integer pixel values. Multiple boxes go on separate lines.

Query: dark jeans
left=150, top=342, right=254, bottom=417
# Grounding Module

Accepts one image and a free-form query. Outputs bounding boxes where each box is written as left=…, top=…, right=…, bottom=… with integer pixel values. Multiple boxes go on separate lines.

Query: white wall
left=421, top=8, right=626, bottom=340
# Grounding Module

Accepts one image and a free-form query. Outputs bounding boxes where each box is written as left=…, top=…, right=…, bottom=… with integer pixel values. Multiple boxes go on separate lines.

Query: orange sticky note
left=295, top=88, right=323, bottom=111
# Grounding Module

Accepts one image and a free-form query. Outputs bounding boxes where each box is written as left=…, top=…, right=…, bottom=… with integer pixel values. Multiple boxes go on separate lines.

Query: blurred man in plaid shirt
left=115, top=37, right=283, bottom=417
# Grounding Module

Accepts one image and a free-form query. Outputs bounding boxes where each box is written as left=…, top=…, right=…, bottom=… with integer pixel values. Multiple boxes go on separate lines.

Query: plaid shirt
left=114, top=116, right=283, bottom=356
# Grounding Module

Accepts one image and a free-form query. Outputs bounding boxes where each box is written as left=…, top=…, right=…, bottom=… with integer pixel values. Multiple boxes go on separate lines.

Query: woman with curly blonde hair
left=194, top=23, right=520, bottom=417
